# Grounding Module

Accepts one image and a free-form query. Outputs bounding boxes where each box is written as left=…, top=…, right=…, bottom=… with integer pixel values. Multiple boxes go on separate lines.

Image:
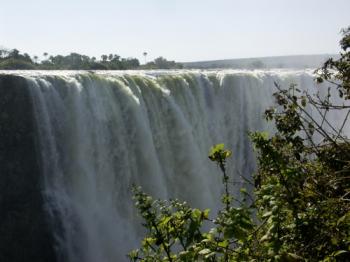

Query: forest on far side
left=0, top=48, right=183, bottom=70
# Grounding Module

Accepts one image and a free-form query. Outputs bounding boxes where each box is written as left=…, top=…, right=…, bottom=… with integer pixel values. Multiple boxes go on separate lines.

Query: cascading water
left=0, top=70, right=327, bottom=261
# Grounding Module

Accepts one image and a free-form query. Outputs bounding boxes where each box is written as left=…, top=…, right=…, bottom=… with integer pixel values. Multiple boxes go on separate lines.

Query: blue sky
left=1, top=0, right=349, bottom=62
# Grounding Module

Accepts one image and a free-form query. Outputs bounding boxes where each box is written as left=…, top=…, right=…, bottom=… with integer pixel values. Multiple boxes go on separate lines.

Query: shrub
left=129, top=27, right=350, bottom=262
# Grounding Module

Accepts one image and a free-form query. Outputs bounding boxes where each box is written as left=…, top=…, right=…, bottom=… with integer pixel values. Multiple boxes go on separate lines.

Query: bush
left=129, top=27, right=350, bottom=261
left=0, top=59, right=35, bottom=70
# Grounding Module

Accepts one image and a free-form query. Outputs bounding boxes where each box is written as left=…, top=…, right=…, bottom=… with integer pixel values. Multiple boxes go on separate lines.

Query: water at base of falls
left=1, top=69, right=323, bottom=261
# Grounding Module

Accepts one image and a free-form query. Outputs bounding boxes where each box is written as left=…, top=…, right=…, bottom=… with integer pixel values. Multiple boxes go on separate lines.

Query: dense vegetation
left=0, top=48, right=183, bottom=70
left=129, top=27, right=350, bottom=261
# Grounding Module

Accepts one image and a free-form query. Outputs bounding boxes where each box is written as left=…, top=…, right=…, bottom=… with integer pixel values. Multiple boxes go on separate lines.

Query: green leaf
left=209, top=143, right=224, bottom=156
left=205, top=252, right=216, bottom=259
left=192, top=209, right=202, bottom=220
left=286, top=253, right=303, bottom=261
left=160, top=216, right=171, bottom=226
left=198, top=248, right=211, bottom=256
left=337, top=213, right=349, bottom=225
left=332, top=250, right=348, bottom=257
left=212, top=143, right=224, bottom=153
left=262, top=211, right=273, bottom=218
left=142, top=237, right=156, bottom=247
left=240, top=188, right=247, bottom=194
left=331, top=237, right=338, bottom=245
left=218, top=240, right=229, bottom=248
left=223, top=149, right=232, bottom=159
left=128, top=249, right=139, bottom=260
left=260, top=234, right=269, bottom=242
left=202, top=209, right=210, bottom=219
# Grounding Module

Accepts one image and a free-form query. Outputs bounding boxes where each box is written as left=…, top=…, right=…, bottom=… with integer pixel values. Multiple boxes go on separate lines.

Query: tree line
left=0, top=48, right=183, bottom=70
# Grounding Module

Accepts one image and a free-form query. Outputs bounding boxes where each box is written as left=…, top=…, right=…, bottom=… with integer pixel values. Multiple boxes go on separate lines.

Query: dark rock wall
left=0, top=75, right=57, bottom=262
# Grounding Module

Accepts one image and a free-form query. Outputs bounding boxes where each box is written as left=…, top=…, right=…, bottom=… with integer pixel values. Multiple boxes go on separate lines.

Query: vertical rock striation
left=0, top=75, right=56, bottom=262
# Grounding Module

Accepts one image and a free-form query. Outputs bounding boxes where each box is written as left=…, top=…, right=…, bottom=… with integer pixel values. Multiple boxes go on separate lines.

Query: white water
left=5, top=70, right=324, bottom=261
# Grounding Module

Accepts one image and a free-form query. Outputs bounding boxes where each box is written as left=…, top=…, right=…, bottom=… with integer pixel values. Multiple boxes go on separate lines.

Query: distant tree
left=0, top=58, right=35, bottom=69
left=143, top=52, right=148, bottom=64
left=0, top=47, right=157, bottom=70
left=22, top=53, right=33, bottom=63
left=9, top=49, right=20, bottom=59
left=123, top=58, right=140, bottom=69
left=249, top=60, right=265, bottom=69
left=101, top=55, right=108, bottom=62
left=113, top=54, right=120, bottom=61
left=150, top=56, right=183, bottom=69
left=154, top=56, right=168, bottom=68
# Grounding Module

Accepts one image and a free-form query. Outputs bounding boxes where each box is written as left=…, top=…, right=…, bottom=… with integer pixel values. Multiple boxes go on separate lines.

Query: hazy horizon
left=1, top=0, right=349, bottom=62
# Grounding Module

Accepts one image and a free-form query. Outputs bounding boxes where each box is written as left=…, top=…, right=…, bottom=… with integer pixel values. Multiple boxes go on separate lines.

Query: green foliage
left=249, top=60, right=265, bottom=69
left=0, top=48, right=183, bottom=70
left=0, top=58, right=36, bottom=69
left=129, top=187, right=211, bottom=261
left=208, top=144, right=232, bottom=163
left=316, top=26, right=350, bottom=98
left=142, top=56, right=183, bottom=69
left=41, top=52, right=139, bottom=70
left=129, top=145, right=257, bottom=262
left=130, top=27, right=350, bottom=261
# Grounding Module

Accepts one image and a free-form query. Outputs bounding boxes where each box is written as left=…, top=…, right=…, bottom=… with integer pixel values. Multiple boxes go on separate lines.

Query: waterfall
left=2, top=69, right=321, bottom=261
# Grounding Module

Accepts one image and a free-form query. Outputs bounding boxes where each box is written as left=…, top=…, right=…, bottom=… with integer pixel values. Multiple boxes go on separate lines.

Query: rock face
left=0, top=75, right=56, bottom=262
